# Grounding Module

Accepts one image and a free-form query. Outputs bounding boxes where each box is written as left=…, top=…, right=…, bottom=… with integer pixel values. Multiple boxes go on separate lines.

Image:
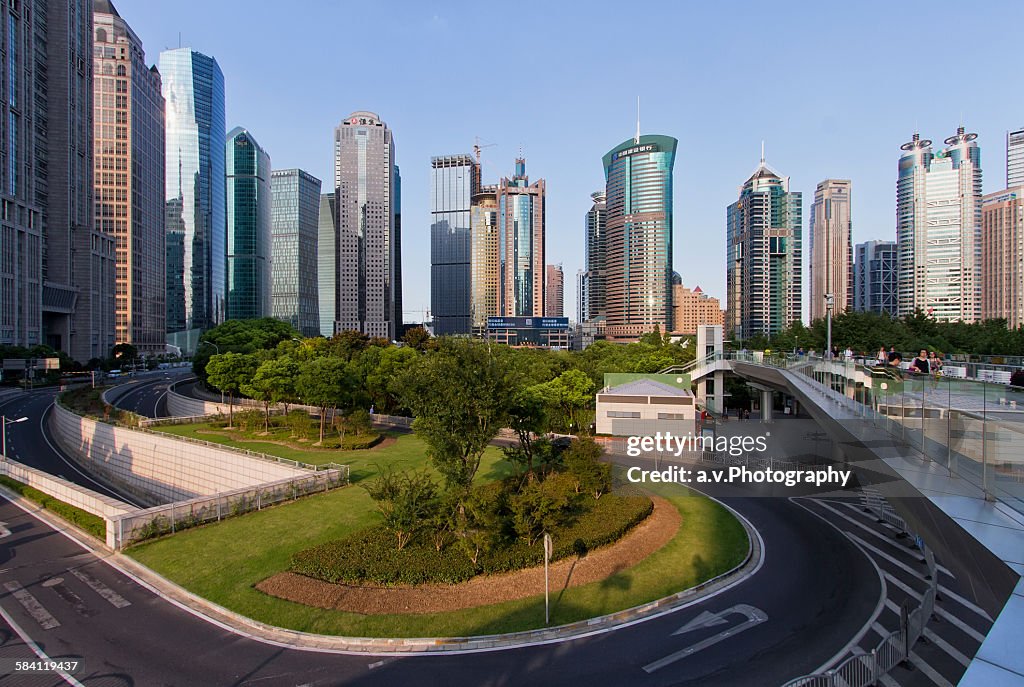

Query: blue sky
left=118, top=0, right=1024, bottom=324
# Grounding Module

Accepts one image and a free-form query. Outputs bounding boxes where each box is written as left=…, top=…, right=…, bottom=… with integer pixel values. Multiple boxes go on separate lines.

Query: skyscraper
left=726, top=154, right=802, bottom=339
left=271, top=169, right=321, bottom=337
left=94, top=0, right=166, bottom=356
left=160, top=47, right=226, bottom=351
left=545, top=264, right=564, bottom=317
left=671, top=277, right=724, bottom=335
left=1007, top=127, right=1024, bottom=188
left=316, top=192, right=336, bottom=337
left=430, top=154, right=479, bottom=334
left=498, top=158, right=545, bottom=317
left=470, top=185, right=500, bottom=329
left=225, top=127, right=272, bottom=320
left=854, top=240, right=898, bottom=316
left=603, top=135, right=677, bottom=340
left=40, top=0, right=117, bottom=361
left=583, top=190, right=607, bottom=323
left=981, top=187, right=1024, bottom=328
left=576, top=268, right=589, bottom=324
left=331, top=111, right=401, bottom=339
left=897, top=129, right=982, bottom=322
left=809, top=180, right=852, bottom=321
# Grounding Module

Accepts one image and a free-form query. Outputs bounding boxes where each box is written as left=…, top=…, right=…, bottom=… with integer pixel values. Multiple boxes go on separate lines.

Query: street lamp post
left=825, top=293, right=835, bottom=359
left=2, top=416, right=28, bottom=460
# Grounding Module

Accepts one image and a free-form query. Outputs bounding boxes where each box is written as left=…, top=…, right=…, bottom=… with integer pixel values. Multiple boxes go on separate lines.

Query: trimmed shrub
left=0, top=476, right=106, bottom=539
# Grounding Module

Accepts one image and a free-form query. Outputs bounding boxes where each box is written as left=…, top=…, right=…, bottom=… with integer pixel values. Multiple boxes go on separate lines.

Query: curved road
left=0, top=379, right=883, bottom=685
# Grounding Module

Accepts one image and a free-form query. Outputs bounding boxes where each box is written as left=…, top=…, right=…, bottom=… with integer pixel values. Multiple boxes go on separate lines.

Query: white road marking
left=3, top=580, right=60, bottom=630
left=835, top=501, right=954, bottom=577
left=672, top=610, right=730, bottom=635
left=844, top=531, right=931, bottom=582
left=885, top=598, right=986, bottom=644
left=909, top=650, right=956, bottom=687
left=0, top=600, right=84, bottom=686
left=923, top=627, right=971, bottom=667
left=68, top=567, right=131, bottom=608
left=0, top=520, right=10, bottom=538
left=642, top=604, right=767, bottom=673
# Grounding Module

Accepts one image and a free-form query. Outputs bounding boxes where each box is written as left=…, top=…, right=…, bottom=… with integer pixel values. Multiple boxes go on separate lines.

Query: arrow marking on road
left=0, top=521, right=10, bottom=538
left=643, top=604, right=768, bottom=673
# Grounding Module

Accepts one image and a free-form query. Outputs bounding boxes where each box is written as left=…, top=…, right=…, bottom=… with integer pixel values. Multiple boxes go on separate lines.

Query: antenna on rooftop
left=634, top=96, right=641, bottom=144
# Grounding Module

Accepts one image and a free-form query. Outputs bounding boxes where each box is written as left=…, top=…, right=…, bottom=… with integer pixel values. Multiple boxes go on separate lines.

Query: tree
left=296, top=356, right=355, bottom=443
left=193, top=318, right=299, bottom=379
left=363, top=468, right=439, bottom=551
left=394, top=339, right=513, bottom=492
left=241, top=356, right=299, bottom=433
left=563, top=437, right=612, bottom=499
left=111, top=342, right=138, bottom=367
left=531, top=369, right=595, bottom=433
left=365, top=345, right=418, bottom=414
left=510, top=473, right=576, bottom=545
left=401, top=326, right=432, bottom=352
left=503, top=388, right=549, bottom=479
left=206, top=352, right=257, bottom=427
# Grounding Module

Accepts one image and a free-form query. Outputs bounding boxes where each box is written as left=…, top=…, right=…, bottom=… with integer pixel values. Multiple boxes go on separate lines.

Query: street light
left=825, top=293, right=835, bottom=360
left=2, top=416, right=28, bottom=460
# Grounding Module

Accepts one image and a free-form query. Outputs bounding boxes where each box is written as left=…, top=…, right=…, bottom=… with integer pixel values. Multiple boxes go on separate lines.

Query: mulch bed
left=255, top=496, right=681, bottom=615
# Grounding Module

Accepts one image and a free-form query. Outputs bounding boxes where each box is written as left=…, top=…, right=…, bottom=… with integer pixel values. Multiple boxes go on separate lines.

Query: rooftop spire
left=634, top=96, right=641, bottom=145
left=760, top=140, right=765, bottom=165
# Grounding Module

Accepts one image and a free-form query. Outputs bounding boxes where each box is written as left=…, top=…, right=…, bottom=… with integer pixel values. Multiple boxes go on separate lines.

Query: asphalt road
left=104, top=370, right=191, bottom=419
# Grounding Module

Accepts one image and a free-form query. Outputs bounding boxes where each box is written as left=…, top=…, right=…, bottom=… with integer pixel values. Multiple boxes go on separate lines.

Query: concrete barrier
left=49, top=402, right=311, bottom=506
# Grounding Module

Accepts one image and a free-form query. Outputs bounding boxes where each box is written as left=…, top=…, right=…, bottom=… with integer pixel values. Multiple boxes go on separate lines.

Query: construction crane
left=473, top=136, right=496, bottom=163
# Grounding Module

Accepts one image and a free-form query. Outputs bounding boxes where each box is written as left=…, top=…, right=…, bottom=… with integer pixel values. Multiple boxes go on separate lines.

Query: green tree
left=194, top=318, right=298, bottom=379
left=563, top=437, right=612, bottom=499
left=296, top=356, right=356, bottom=443
left=206, top=352, right=257, bottom=427
left=503, top=387, right=549, bottom=479
left=531, top=368, right=595, bottom=433
left=395, top=339, right=513, bottom=492
left=401, top=326, right=432, bottom=351
left=241, top=356, right=299, bottom=433
left=510, top=472, right=576, bottom=545
left=365, top=345, right=418, bottom=414
left=363, top=468, right=439, bottom=551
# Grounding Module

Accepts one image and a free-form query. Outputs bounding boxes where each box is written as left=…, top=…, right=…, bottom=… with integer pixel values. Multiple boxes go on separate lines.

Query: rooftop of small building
left=602, top=379, right=693, bottom=398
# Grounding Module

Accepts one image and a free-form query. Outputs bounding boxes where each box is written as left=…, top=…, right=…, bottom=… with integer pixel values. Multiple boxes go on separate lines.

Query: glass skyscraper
left=94, top=1, right=166, bottom=355
left=271, top=169, right=321, bottom=337
left=470, top=185, right=500, bottom=329
left=1007, top=127, right=1024, bottom=188
left=317, top=192, right=336, bottom=337
left=160, top=47, right=226, bottom=350
left=331, top=111, right=401, bottom=340
left=897, top=129, right=982, bottom=322
left=854, top=240, right=898, bottom=316
left=498, top=159, right=545, bottom=317
left=602, top=135, right=677, bottom=340
left=726, top=155, right=802, bottom=339
left=582, top=191, right=607, bottom=323
left=809, top=179, right=852, bottom=321
left=225, top=127, right=271, bottom=320
left=430, top=154, right=479, bottom=334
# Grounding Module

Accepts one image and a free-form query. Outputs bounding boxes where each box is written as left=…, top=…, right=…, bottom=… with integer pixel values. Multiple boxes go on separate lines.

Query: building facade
left=583, top=190, right=607, bottom=322
left=545, top=263, right=563, bottom=317
left=225, top=127, right=271, bottom=320
left=160, top=47, right=226, bottom=351
left=271, top=169, right=321, bottom=337
left=331, top=111, right=401, bottom=339
left=981, top=187, right=1024, bottom=328
left=671, top=277, right=724, bottom=335
left=430, top=154, right=479, bottom=335
left=1008, top=128, right=1024, bottom=188
left=897, top=129, right=982, bottom=323
left=853, top=240, right=898, bottom=316
left=93, top=1, right=165, bottom=356
left=602, top=135, right=677, bottom=340
left=809, top=179, right=852, bottom=321
left=316, top=192, right=336, bottom=337
left=726, top=156, right=802, bottom=340
left=470, top=185, right=500, bottom=329
left=497, top=158, right=545, bottom=317
left=576, top=268, right=589, bottom=324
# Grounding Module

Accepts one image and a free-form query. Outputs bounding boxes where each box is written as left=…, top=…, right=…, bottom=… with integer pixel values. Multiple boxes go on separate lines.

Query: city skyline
left=112, top=0, right=1024, bottom=326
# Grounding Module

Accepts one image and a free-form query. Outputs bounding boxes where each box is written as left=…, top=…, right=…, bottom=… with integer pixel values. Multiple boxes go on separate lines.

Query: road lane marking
left=67, top=567, right=131, bottom=608
left=909, top=650, right=956, bottom=687
left=885, top=598, right=986, bottom=644
left=0, top=521, right=10, bottom=538
left=642, top=604, right=767, bottom=673
left=42, top=577, right=96, bottom=618
left=922, top=627, right=971, bottom=667
left=3, top=580, right=60, bottom=629
left=0, top=601, right=84, bottom=686
left=671, top=610, right=729, bottom=635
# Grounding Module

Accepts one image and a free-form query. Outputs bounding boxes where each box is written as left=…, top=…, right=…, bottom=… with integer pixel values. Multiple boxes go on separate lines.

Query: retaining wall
left=49, top=403, right=310, bottom=506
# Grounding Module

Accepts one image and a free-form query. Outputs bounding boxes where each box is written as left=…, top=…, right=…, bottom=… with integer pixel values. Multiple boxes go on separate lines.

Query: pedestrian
left=887, top=346, right=902, bottom=367
left=876, top=347, right=887, bottom=366
left=909, top=349, right=930, bottom=374
left=844, top=346, right=854, bottom=361
left=928, top=351, right=943, bottom=375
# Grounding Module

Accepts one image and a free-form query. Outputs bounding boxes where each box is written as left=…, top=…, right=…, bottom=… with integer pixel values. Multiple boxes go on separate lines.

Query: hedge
left=0, top=475, right=107, bottom=539
left=290, top=493, right=653, bottom=586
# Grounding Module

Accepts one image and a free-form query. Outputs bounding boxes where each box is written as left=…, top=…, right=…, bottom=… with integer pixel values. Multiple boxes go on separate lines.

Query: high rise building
left=809, top=179, right=852, bottom=321
left=1007, top=127, right=1024, bottom=188
left=316, top=192, right=336, bottom=337
left=897, top=129, right=982, bottom=322
left=41, top=0, right=117, bottom=361
left=671, top=275, right=724, bottom=335
left=981, top=187, right=1024, bottom=328
left=545, top=264, right=564, bottom=317
left=497, top=158, right=545, bottom=317
left=331, top=111, right=401, bottom=339
left=583, top=190, right=607, bottom=322
left=576, top=268, right=589, bottom=324
left=93, top=1, right=166, bottom=356
left=726, top=154, right=802, bottom=339
left=225, top=127, right=271, bottom=320
left=430, top=154, right=479, bottom=334
left=160, top=48, right=226, bottom=351
left=470, top=185, right=500, bottom=329
left=271, top=169, right=321, bottom=337
left=854, top=240, right=898, bottom=316
left=603, top=135, right=677, bottom=340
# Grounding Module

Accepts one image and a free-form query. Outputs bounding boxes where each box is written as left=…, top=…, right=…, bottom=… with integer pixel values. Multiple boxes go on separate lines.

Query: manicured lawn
left=127, top=475, right=748, bottom=637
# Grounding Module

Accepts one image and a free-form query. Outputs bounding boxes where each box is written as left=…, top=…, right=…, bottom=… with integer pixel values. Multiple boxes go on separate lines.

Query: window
left=658, top=413, right=687, bottom=420
left=606, top=411, right=640, bottom=419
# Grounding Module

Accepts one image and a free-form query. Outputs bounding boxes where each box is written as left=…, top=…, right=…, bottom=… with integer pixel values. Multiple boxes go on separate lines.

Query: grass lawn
left=127, top=473, right=748, bottom=637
